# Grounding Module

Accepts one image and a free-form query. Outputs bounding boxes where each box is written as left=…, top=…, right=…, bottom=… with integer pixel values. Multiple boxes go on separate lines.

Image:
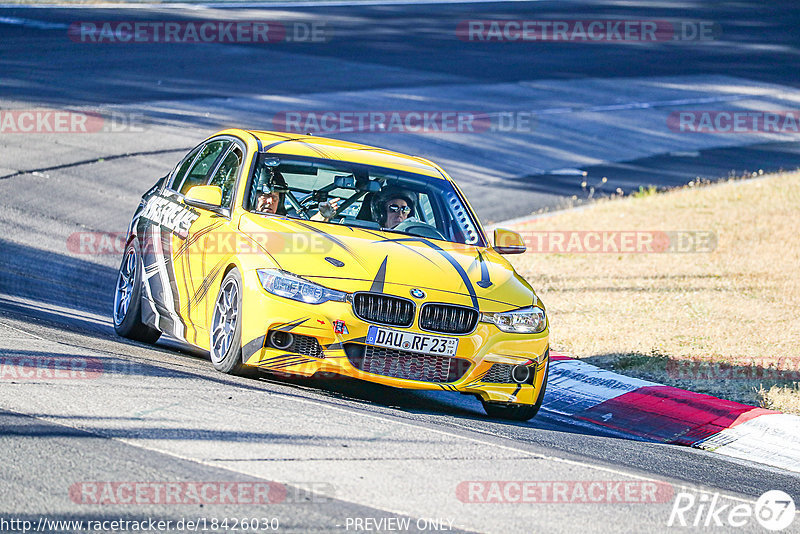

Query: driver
left=254, top=170, right=288, bottom=215
left=371, top=188, right=415, bottom=229
left=256, top=189, right=281, bottom=214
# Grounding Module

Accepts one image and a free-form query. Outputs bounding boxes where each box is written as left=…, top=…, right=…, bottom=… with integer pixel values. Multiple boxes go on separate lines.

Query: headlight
left=256, top=269, right=347, bottom=305
left=481, top=306, right=547, bottom=334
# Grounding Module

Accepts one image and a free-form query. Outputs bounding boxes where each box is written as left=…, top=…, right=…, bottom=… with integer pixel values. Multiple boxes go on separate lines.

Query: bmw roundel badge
left=410, top=288, right=425, bottom=299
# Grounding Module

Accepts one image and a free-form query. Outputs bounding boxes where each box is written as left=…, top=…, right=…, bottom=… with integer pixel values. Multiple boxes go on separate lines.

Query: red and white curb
left=543, top=352, right=800, bottom=473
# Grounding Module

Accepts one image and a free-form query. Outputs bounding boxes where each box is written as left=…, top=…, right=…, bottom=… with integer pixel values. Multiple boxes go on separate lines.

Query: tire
left=209, top=268, right=250, bottom=375
left=481, top=359, right=549, bottom=421
left=113, top=241, right=161, bottom=344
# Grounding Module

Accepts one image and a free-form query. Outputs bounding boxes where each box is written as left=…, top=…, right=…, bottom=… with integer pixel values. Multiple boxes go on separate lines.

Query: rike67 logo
left=668, top=490, right=795, bottom=531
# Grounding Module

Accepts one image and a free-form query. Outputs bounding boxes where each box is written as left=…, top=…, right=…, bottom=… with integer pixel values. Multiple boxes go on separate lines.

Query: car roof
left=227, top=129, right=447, bottom=180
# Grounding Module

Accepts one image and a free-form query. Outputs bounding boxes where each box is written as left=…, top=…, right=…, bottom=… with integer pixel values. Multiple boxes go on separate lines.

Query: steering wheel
left=392, top=219, right=445, bottom=240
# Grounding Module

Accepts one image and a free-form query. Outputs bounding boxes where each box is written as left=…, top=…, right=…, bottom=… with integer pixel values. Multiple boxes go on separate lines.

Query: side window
left=168, top=145, right=202, bottom=191
left=178, top=140, right=231, bottom=195
left=208, top=145, right=243, bottom=208
left=418, top=193, right=436, bottom=225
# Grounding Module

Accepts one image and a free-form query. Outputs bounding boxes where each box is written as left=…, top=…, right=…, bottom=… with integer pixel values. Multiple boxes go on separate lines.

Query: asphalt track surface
left=1, top=1, right=800, bottom=533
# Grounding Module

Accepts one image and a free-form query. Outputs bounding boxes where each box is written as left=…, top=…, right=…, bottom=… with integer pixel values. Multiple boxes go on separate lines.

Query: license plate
left=366, top=325, right=458, bottom=357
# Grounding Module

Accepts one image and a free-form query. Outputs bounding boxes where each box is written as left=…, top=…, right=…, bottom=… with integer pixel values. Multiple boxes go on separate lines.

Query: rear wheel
left=209, top=268, right=249, bottom=375
left=113, top=241, right=161, bottom=344
left=481, top=359, right=549, bottom=421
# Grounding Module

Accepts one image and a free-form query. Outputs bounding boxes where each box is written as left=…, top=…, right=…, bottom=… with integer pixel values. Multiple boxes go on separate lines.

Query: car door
left=179, top=140, right=247, bottom=346
left=138, top=138, right=231, bottom=341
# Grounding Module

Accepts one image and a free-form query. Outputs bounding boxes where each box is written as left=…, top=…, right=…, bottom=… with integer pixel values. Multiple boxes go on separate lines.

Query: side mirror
left=184, top=185, right=223, bottom=211
left=493, top=228, right=526, bottom=254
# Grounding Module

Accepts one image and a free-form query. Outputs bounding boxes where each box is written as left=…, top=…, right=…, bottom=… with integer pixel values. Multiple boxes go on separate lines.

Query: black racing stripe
left=192, top=261, right=224, bottom=304
left=465, top=370, right=490, bottom=387
left=259, top=135, right=309, bottom=152
left=289, top=220, right=353, bottom=253
left=159, top=229, right=187, bottom=337
left=261, top=354, right=296, bottom=363
left=258, top=355, right=315, bottom=369
left=175, top=222, right=223, bottom=257
left=375, top=237, right=479, bottom=308
left=242, top=335, right=267, bottom=360
left=286, top=220, right=368, bottom=268
left=475, top=250, right=493, bottom=289
left=191, top=259, right=226, bottom=305
left=259, top=355, right=305, bottom=366
left=181, top=246, right=194, bottom=343
left=246, top=130, right=263, bottom=152
left=369, top=256, right=388, bottom=293
left=260, top=137, right=335, bottom=160
left=265, top=354, right=308, bottom=364
left=361, top=229, right=386, bottom=239
left=237, top=232, right=278, bottom=264
left=512, top=384, right=523, bottom=397
left=307, top=144, right=337, bottom=160
left=274, top=318, right=309, bottom=332
left=363, top=230, right=441, bottom=268
left=270, top=358, right=315, bottom=369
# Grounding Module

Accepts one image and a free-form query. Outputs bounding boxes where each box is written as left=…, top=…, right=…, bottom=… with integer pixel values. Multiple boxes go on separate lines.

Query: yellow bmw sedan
left=113, top=129, right=549, bottom=420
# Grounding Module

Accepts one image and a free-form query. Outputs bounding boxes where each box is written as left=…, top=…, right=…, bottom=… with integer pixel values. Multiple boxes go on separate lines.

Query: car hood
left=238, top=213, right=536, bottom=310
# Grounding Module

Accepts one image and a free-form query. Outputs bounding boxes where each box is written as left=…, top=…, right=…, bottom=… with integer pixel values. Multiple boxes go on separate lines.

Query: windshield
left=247, top=154, right=485, bottom=246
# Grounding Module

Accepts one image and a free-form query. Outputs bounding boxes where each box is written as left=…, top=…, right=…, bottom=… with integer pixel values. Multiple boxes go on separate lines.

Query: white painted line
left=549, top=168, right=588, bottom=176
left=0, top=0, right=544, bottom=9
left=534, top=94, right=753, bottom=115
left=0, top=15, right=68, bottom=29
left=0, top=319, right=761, bottom=506
left=105, top=390, right=764, bottom=509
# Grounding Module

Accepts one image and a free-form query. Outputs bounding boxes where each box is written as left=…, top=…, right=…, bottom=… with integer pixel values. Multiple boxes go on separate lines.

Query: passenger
left=372, top=188, right=415, bottom=229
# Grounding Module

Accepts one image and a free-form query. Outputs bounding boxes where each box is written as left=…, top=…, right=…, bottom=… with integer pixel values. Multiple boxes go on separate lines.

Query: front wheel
left=209, top=268, right=249, bottom=375
left=113, top=241, right=161, bottom=344
left=481, top=359, right=549, bottom=421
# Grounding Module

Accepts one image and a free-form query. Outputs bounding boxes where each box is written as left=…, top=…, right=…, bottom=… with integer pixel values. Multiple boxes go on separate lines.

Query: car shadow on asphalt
left=254, top=370, right=624, bottom=438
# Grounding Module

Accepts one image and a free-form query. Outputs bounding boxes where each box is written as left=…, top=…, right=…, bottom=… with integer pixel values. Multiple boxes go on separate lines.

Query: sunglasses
left=387, top=204, right=411, bottom=215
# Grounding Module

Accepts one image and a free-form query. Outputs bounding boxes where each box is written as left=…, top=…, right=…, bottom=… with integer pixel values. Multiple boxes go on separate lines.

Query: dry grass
left=507, top=171, right=800, bottom=413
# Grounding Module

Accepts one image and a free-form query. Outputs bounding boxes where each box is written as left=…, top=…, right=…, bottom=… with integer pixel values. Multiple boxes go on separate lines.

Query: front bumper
left=240, top=274, right=549, bottom=406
